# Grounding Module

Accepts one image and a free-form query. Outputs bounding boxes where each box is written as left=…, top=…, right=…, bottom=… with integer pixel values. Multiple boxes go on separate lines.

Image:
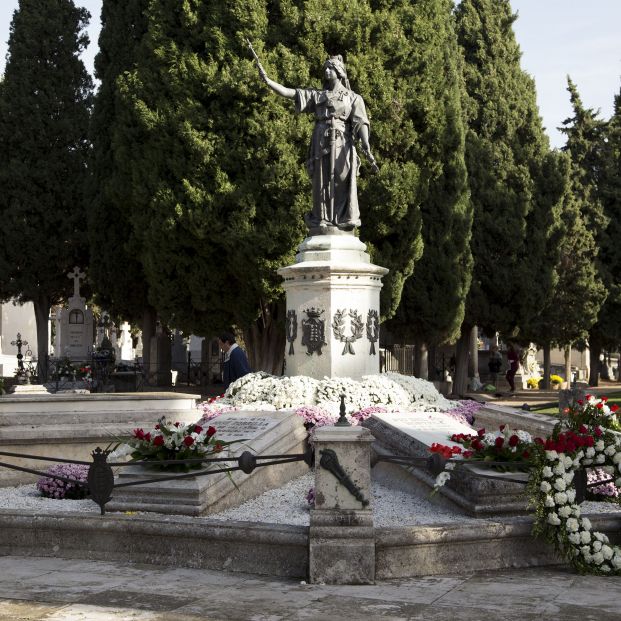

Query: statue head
left=323, top=55, right=350, bottom=90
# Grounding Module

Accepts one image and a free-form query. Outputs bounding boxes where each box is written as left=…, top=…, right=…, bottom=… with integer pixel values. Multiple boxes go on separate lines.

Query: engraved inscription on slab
left=211, top=416, right=280, bottom=442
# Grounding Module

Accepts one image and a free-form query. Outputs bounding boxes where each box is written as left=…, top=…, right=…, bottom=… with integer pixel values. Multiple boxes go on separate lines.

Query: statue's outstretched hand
left=257, top=62, right=268, bottom=84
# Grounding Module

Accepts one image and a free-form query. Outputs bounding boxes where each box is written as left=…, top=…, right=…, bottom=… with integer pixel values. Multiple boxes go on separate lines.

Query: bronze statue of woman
left=253, top=52, right=378, bottom=232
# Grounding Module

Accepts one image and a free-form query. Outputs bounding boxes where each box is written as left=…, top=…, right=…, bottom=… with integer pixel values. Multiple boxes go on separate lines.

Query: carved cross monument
left=67, top=267, right=86, bottom=300
left=54, top=266, right=94, bottom=360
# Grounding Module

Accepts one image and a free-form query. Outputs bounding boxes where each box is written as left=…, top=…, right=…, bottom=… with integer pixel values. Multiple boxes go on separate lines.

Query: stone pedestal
left=278, top=233, right=388, bottom=381
left=309, top=424, right=375, bottom=584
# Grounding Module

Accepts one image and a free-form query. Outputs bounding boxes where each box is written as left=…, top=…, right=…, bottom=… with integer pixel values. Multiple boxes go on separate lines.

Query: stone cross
left=67, top=266, right=86, bottom=298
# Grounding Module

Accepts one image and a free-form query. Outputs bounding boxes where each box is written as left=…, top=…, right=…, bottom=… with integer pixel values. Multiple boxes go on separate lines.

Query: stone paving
left=0, top=556, right=620, bottom=620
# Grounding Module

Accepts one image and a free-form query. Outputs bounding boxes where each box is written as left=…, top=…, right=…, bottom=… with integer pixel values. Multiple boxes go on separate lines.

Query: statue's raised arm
left=249, top=43, right=378, bottom=233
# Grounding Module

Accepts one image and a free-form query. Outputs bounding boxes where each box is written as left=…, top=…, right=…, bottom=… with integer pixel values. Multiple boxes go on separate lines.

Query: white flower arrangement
left=529, top=425, right=621, bottom=575
left=216, top=371, right=459, bottom=417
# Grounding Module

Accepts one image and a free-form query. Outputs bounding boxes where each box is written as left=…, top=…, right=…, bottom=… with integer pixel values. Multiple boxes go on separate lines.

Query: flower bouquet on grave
left=560, top=393, right=621, bottom=433
left=116, top=417, right=238, bottom=472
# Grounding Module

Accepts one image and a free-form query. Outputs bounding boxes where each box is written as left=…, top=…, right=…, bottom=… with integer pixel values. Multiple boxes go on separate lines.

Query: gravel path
left=0, top=475, right=619, bottom=527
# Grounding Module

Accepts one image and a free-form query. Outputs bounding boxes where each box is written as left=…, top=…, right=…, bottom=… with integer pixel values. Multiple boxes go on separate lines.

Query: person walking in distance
left=218, top=332, right=251, bottom=391
left=505, top=343, right=520, bottom=393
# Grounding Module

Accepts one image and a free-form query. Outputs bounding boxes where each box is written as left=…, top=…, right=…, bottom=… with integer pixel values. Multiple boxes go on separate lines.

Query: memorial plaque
left=371, top=411, right=474, bottom=449
left=211, top=414, right=281, bottom=442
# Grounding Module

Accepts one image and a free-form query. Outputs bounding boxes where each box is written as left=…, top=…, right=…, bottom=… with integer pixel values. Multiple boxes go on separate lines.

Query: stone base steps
left=0, top=509, right=618, bottom=579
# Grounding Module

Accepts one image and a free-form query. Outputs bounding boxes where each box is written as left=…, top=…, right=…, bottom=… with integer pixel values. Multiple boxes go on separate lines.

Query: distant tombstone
left=118, top=321, right=133, bottom=362
left=54, top=267, right=94, bottom=361
left=134, top=332, right=143, bottom=360
left=171, top=329, right=188, bottom=371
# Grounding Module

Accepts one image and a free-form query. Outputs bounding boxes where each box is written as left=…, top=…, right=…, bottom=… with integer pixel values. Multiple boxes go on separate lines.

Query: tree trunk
left=588, top=331, right=601, bottom=387
left=427, top=344, right=438, bottom=380
left=453, top=328, right=470, bottom=396
left=468, top=325, right=479, bottom=380
left=541, top=342, right=551, bottom=389
left=243, top=300, right=285, bottom=375
left=413, top=342, right=428, bottom=379
left=33, top=293, right=50, bottom=382
left=564, top=344, right=572, bottom=387
left=140, top=304, right=156, bottom=378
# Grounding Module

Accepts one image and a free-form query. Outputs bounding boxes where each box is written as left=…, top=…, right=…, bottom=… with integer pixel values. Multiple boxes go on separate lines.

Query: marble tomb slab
left=363, top=411, right=529, bottom=516
left=107, top=410, right=309, bottom=516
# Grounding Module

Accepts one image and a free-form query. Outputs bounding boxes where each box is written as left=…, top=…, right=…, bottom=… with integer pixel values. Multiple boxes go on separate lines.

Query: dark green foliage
left=117, top=0, right=469, bottom=367
left=455, top=0, right=559, bottom=338
left=0, top=0, right=93, bottom=361
left=87, top=0, right=149, bottom=323
left=385, top=0, right=472, bottom=348
left=553, top=80, right=607, bottom=347
left=594, top=87, right=621, bottom=351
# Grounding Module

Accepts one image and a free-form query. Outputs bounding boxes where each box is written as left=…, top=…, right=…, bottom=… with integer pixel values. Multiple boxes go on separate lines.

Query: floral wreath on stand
left=431, top=394, right=621, bottom=575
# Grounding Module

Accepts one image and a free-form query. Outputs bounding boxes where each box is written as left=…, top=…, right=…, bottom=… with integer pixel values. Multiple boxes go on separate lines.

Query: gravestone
left=54, top=267, right=94, bottom=361
left=107, top=410, right=308, bottom=516
left=363, top=411, right=529, bottom=516
left=118, top=321, right=133, bottom=362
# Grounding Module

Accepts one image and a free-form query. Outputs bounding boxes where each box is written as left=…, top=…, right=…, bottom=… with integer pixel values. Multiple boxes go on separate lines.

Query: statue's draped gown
left=295, top=87, right=370, bottom=229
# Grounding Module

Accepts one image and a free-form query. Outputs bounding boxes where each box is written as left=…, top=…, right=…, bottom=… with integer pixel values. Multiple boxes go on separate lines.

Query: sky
left=0, top=1, right=620, bottom=149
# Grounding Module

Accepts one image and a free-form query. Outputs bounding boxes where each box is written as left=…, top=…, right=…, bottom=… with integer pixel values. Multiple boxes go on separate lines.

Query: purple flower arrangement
left=36, top=463, right=89, bottom=500
left=294, top=405, right=337, bottom=428
left=445, top=400, right=483, bottom=425
left=349, top=405, right=388, bottom=425
left=587, top=467, right=620, bottom=499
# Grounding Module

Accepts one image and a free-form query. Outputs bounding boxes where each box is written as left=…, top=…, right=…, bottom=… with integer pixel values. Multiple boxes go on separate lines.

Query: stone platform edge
left=0, top=510, right=618, bottom=579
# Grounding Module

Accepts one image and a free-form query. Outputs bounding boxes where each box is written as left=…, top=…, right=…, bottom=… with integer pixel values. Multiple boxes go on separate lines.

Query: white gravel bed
left=0, top=477, right=619, bottom=527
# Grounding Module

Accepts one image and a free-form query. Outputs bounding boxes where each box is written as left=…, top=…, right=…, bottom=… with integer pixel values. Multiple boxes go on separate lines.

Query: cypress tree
left=593, top=87, right=621, bottom=382
left=384, top=0, right=472, bottom=378
left=118, top=0, right=465, bottom=371
left=453, top=0, right=563, bottom=393
left=0, top=0, right=93, bottom=368
left=87, top=0, right=149, bottom=322
left=563, top=81, right=621, bottom=385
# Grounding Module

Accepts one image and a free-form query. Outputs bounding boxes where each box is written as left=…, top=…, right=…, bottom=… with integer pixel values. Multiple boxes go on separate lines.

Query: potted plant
left=549, top=374, right=563, bottom=389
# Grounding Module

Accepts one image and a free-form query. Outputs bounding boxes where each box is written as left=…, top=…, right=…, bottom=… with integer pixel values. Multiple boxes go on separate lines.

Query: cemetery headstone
left=118, top=321, right=133, bottom=362
left=54, top=267, right=94, bottom=361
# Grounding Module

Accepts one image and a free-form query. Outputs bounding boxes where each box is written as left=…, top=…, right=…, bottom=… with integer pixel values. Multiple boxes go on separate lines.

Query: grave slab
left=363, top=411, right=530, bottom=516
left=0, top=392, right=201, bottom=486
left=107, top=410, right=309, bottom=516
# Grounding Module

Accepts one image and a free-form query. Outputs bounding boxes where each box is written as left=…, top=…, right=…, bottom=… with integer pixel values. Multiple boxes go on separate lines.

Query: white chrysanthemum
left=563, top=456, right=574, bottom=469
left=553, top=462, right=566, bottom=475
left=604, top=445, right=616, bottom=457
left=568, top=532, right=580, bottom=545
left=592, top=540, right=603, bottom=552
left=540, top=481, right=552, bottom=493
left=594, top=440, right=605, bottom=452
left=544, top=495, right=555, bottom=508
left=547, top=512, right=561, bottom=526
left=591, top=552, right=604, bottom=565
left=594, top=454, right=606, bottom=464
left=542, top=466, right=553, bottom=478
left=566, top=489, right=576, bottom=503
left=554, top=492, right=568, bottom=505
left=580, top=530, right=591, bottom=545
left=545, top=450, right=558, bottom=461
left=581, top=517, right=592, bottom=531
left=558, top=505, right=572, bottom=518
left=565, top=518, right=579, bottom=533
left=554, top=478, right=566, bottom=491
left=602, top=545, right=614, bottom=561
left=585, top=447, right=595, bottom=458
left=516, top=430, right=532, bottom=444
